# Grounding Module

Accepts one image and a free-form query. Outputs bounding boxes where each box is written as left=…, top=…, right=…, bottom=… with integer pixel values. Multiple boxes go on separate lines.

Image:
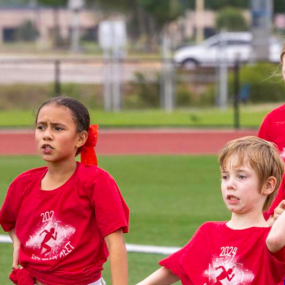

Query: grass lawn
left=0, top=155, right=228, bottom=284
left=0, top=103, right=279, bottom=129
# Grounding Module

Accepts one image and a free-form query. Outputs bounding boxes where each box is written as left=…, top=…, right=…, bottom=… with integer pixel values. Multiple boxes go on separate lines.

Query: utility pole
left=68, top=0, right=84, bottom=53
left=250, top=0, right=272, bottom=61
left=196, top=0, right=204, bottom=43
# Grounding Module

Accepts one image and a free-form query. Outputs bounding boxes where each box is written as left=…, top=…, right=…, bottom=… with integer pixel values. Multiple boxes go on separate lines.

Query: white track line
left=0, top=234, right=11, bottom=243
left=0, top=235, right=180, bottom=255
left=126, top=244, right=180, bottom=255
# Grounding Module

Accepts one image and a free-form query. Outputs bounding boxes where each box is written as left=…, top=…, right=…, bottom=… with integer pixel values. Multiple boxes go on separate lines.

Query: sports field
left=0, top=155, right=228, bottom=284
left=0, top=104, right=275, bottom=128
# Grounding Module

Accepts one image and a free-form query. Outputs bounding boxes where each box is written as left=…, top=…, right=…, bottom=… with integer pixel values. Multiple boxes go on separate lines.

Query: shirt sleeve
left=88, top=172, right=129, bottom=237
left=159, top=245, right=189, bottom=277
left=266, top=245, right=285, bottom=283
left=159, top=224, right=206, bottom=277
left=0, top=180, right=21, bottom=232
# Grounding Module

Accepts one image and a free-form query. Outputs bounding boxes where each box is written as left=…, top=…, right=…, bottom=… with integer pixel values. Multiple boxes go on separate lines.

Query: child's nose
left=226, top=177, right=236, bottom=189
left=43, top=127, right=52, bottom=140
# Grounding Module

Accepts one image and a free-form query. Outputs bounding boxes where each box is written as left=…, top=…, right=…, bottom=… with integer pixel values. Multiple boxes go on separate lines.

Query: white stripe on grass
left=0, top=234, right=180, bottom=255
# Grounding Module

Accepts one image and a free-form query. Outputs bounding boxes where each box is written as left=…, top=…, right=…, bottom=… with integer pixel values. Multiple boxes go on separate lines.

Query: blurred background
left=0, top=0, right=283, bottom=127
left=0, top=1, right=285, bottom=284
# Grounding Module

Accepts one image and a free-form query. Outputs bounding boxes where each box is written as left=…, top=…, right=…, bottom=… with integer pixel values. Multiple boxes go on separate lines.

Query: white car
left=173, top=32, right=282, bottom=69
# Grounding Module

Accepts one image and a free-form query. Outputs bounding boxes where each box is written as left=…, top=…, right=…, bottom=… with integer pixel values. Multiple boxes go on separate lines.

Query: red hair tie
left=81, top=125, right=99, bottom=165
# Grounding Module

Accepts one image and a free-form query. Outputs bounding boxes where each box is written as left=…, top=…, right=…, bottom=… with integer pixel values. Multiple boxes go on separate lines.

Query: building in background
left=0, top=7, right=105, bottom=47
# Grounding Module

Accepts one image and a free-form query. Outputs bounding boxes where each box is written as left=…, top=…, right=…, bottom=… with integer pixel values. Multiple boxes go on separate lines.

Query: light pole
left=195, top=0, right=204, bottom=44
left=250, top=0, right=272, bottom=61
left=68, top=0, right=84, bottom=52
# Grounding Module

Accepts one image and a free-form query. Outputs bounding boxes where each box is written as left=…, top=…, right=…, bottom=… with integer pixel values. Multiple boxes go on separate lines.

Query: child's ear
left=76, top=131, right=88, bottom=148
left=261, top=176, right=277, bottom=195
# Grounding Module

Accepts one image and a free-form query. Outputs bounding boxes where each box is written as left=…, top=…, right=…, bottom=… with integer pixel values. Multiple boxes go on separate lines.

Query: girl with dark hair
left=258, top=44, right=285, bottom=226
left=0, top=96, right=129, bottom=285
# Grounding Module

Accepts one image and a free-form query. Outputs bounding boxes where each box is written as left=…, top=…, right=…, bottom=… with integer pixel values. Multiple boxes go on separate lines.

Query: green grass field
left=0, top=103, right=279, bottom=129
left=0, top=155, right=229, bottom=284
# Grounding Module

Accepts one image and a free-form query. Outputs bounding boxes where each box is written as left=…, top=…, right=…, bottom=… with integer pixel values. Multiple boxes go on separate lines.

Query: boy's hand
left=267, top=200, right=285, bottom=226
left=273, top=200, right=285, bottom=221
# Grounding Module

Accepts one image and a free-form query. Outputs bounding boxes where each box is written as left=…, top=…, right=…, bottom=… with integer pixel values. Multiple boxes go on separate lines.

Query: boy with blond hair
left=138, top=136, right=285, bottom=285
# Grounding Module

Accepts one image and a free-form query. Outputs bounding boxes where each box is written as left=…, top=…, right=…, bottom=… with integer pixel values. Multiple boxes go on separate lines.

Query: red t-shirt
left=258, top=104, right=285, bottom=218
left=258, top=104, right=285, bottom=154
left=159, top=222, right=285, bottom=285
left=0, top=163, right=129, bottom=285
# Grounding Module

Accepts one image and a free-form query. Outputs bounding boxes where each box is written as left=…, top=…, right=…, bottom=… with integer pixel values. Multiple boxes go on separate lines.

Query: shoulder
left=76, top=163, right=116, bottom=185
left=198, top=221, right=225, bottom=231
left=265, top=104, right=285, bottom=119
left=10, top=167, right=47, bottom=186
left=189, top=222, right=226, bottom=242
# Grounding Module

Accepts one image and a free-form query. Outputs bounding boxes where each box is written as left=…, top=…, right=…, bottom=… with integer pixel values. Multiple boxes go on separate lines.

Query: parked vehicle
left=173, top=32, right=282, bottom=69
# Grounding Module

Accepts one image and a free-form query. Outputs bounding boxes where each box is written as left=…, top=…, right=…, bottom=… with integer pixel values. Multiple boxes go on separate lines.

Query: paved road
left=0, top=58, right=161, bottom=84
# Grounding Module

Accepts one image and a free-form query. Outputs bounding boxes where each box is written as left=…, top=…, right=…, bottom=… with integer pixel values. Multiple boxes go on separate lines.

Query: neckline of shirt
left=38, top=162, right=80, bottom=196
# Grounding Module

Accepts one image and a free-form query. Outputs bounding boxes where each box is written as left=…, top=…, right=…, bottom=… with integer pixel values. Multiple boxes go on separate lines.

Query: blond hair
left=219, top=136, right=284, bottom=211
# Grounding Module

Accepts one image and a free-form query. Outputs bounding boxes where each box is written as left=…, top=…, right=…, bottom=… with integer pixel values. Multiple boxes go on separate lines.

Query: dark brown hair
left=36, top=96, right=90, bottom=154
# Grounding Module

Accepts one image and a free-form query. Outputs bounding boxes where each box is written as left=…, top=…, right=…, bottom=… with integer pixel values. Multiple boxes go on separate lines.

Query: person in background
left=258, top=43, right=285, bottom=226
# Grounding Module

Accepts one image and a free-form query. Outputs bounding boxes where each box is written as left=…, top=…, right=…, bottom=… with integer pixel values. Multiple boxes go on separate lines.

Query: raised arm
left=267, top=210, right=285, bottom=252
left=9, top=228, right=21, bottom=269
left=267, top=200, right=285, bottom=226
left=104, top=229, right=128, bottom=285
left=136, top=267, right=179, bottom=285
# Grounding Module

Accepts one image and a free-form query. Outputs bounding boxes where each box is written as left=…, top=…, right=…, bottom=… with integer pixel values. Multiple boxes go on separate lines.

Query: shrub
left=0, top=83, right=104, bottom=110
left=229, top=62, right=285, bottom=103
left=131, top=72, right=160, bottom=108
left=215, top=7, right=248, bottom=31
left=16, top=20, right=39, bottom=42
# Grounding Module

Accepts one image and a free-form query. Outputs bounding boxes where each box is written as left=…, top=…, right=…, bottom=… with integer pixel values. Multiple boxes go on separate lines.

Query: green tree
left=216, top=7, right=248, bottom=32
left=139, top=0, right=182, bottom=30
left=274, top=0, right=285, bottom=13
left=16, top=20, right=39, bottom=41
left=179, top=0, right=248, bottom=11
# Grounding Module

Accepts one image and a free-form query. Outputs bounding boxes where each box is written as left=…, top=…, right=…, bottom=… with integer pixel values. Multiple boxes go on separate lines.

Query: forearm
left=267, top=211, right=285, bottom=252
left=105, top=230, right=128, bottom=285
left=136, top=267, right=179, bottom=285
left=109, top=242, right=128, bottom=285
left=9, top=228, right=21, bottom=269
left=9, top=228, right=20, bottom=248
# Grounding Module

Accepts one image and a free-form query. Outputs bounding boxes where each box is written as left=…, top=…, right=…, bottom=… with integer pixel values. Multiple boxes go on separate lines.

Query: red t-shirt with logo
left=159, top=222, right=285, bottom=285
left=258, top=104, right=285, bottom=218
left=0, top=163, right=129, bottom=285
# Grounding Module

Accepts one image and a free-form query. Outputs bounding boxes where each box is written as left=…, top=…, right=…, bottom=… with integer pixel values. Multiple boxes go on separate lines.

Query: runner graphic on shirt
left=204, top=253, right=254, bottom=284
left=40, top=227, right=58, bottom=256
left=213, top=266, right=235, bottom=284
left=26, top=211, right=76, bottom=261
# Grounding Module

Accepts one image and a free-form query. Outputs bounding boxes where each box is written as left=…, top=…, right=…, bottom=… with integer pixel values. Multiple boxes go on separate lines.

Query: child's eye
left=238, top=175, right=246, bottom=179
left=221, top=175, right=228, bottom=180
left=37, top=125, right=45, bottom=130
left=55, top=126, right=63, bottom=131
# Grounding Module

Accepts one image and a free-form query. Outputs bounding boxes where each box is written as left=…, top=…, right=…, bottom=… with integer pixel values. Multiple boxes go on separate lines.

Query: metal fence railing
left=0, top=57, right=281, bottom=129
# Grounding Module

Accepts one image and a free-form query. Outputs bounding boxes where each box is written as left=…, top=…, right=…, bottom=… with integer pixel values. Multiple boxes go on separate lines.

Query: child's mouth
left=42, top=144, right=53, bottom=150
left=227, top=195, right=239, bottom=201
left=42, top=144, right=54, bottom=154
